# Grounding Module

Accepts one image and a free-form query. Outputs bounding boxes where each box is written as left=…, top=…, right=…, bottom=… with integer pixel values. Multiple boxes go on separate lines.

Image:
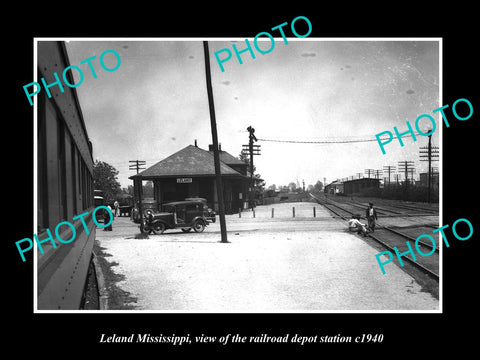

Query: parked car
left=94, top=194, right=105, bottom=224
left=117, top=194, right=134, bottom=217
left=184, top=197, right=216, bottom=223
left=131, top=198, right=158, bottom=224
left=140, top=200, right=212, bottom=234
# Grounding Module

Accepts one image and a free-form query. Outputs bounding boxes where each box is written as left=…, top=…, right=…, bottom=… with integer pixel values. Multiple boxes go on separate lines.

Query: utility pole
left=419, top=134, right=439, bottom=202
left=129, top=160, right=146, bottom=221
left=374, top=169, right=383, bottom=179
left=203, top=41, right=228, bottom=243
left=383, top=165, right=396, bottom=185
left=398, top=160, right=415, bottom=186
left=364, top=169, right=374, bottom=178
left=129, top=160, right=146, bottom=174
left=243, top=126, right=260, bottom=210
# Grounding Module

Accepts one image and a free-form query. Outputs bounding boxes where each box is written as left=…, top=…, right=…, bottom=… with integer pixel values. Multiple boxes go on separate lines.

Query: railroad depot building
left=129, top=143, right=250, bottom=214
left=343, top=178, right=380, bottom=195
left=324, top=178, right=380, bottom=195
left=324, top=180, right=344, bottom=195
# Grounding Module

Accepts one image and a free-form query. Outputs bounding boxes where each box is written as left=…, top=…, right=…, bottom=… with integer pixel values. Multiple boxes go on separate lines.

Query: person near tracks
left=366, top=202, right=378, bottom=233
left=347, top=214, right=368, bottom=237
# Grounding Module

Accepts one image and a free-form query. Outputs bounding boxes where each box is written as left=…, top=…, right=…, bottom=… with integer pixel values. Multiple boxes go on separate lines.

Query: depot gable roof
left=129, top=145, right=246, bottom=180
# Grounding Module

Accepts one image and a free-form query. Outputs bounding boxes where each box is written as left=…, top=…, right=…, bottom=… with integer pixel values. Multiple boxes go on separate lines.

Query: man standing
left=366, top=202, right=378, bottom=233
left=114, top=200, right=119, bottom=217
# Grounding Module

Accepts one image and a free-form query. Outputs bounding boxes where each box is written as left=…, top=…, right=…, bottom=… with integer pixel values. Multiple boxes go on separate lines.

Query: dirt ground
left=91, top=202, right=439, bottom=312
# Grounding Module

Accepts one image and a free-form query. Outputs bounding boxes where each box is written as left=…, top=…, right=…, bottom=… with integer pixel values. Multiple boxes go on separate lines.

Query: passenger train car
left=36, top=41, right=95, bottom=310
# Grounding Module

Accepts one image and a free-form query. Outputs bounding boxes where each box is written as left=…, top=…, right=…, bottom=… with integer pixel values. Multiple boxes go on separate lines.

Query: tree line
left=265, top=180, right=323, bottom=194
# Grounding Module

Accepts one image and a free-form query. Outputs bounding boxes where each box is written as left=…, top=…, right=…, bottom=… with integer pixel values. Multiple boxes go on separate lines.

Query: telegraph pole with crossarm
left=244, top=126, right=261, bottom=210
left=129, top=160, right=146, bottom=222
left=129, top=160, right=146, bottom=174
left=419, top=133, right=439, bottom=202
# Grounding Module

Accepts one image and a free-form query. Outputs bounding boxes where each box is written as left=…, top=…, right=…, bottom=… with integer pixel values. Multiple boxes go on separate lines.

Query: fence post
left=293, top=207, right=295, bottom=218
left=271, top=208, right=274, bottom=218
left=313, top=206, right=316, bottom=217
left=253, top=209, right=255, bottom=218
left=239, top=208, right=241, bottom=218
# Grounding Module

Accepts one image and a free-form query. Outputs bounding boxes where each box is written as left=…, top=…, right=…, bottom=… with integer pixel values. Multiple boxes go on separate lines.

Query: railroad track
left=381, top=202, right=439, bottom=214
left=331, top=198, right=438, bottom=228
left=309, top=194, right=439, bottom=281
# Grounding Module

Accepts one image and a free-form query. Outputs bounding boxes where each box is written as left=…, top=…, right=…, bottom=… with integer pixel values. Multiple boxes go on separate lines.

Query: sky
left=64, top=38, right=440, bottom=189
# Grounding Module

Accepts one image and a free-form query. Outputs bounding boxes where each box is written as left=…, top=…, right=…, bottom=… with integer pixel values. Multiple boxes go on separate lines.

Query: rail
left=309, top=194, right=439, bottom=281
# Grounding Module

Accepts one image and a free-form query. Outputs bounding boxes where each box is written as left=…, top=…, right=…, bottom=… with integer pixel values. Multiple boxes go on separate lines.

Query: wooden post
left=203, top=41, right=228, bottom=243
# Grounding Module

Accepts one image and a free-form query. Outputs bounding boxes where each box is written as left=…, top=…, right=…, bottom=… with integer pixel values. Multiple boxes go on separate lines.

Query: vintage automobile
left=94, top=192, right=105, bottom=224
left=116, top=194, right=134, bottom=217
left=140, top=200, right=213, bottom=235
left=131, top=198, right=158, bottom=224
left=184, top=197, right=216, bottom=223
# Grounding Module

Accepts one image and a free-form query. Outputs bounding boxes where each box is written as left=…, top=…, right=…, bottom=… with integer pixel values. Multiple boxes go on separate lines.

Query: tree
left=267, top=184, right=277, bottom=191
left=122, top=185, right=134, bottom=196
left=288, top=182, right=297, bottom=192
left=238, top=151, right=249, bottom=165
left=254, top=174, right=265, bottom=194
left=278, top=185, right=289, bottom=192
left=93, top=160, right=121, bottom=201
left=238, top=152, right=265, bottom=196
left=313, top=180, right=323, bottom=193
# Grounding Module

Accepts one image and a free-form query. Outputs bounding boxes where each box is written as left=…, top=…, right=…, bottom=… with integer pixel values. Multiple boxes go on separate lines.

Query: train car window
left=70, top=138, right=77, bottom=214
left=57, top=114, right=67, bottom=220
left=37, top=90, right=49, bottom=232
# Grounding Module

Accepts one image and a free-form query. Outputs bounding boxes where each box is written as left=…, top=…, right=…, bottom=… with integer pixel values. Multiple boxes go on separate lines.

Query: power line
left=257, top=134, right=413, bottom=144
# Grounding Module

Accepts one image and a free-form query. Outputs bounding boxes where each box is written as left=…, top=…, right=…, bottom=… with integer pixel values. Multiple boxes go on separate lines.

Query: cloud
left=221, top=81, right=231, bottom=85
left=406, top=89, right=415, bottom=94
left=301, top=52, right=316, bottom=57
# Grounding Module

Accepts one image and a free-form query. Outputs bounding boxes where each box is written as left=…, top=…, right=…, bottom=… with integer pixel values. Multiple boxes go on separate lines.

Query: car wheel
left=153, top=222, right=165, bottom=235
left=193, top=220, right=205, bottom=233
left=140, top=222, right=150, bottom=234
left=181, top=228, right=191, bottom=233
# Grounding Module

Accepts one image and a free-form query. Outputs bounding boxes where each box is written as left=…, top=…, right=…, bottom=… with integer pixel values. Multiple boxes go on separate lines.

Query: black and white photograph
left=6, top=7, right=478, bottom=354
left=34, top=38, right=442, bottom=312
